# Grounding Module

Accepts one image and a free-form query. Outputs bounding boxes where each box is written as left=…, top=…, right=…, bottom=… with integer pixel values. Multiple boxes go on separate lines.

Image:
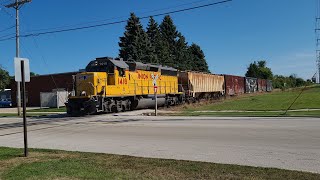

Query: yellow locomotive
left=66, top=57, right=184, bottom=115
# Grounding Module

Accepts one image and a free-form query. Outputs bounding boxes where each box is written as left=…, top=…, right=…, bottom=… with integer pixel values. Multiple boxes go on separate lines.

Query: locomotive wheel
left=121, top=105, right=126, bottom=112
left=111, top=105, right=118, bottom=113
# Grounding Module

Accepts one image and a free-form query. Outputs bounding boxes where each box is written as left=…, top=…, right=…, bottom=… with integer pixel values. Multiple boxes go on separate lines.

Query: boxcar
left=245, top=77, right=258, bottom=93
left=179, top=72, right=225, bottom=99
left=258, top=79, right=267, bottom=92
left=224, top=75, right=245, bottom=96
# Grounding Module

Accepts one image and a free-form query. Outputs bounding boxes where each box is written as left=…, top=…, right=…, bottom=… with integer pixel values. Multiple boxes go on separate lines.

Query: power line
left=0, top=2, right=15, bottom=17
left=0, top=0, right=214, bottom=40
left=0, top=32, right=15, bottom=39
left=0, top=0, right=232, bottom=42
left=0, top=25, right=15, bottom=33
left=21, top=0, right=211, bottom=34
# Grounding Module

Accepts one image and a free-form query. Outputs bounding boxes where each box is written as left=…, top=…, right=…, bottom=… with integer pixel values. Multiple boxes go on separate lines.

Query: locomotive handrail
left=88, top=82, right=96, bottom=95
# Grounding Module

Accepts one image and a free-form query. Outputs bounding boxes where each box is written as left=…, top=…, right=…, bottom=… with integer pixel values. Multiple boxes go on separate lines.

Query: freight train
left=65, top=57, right=272, bottom=116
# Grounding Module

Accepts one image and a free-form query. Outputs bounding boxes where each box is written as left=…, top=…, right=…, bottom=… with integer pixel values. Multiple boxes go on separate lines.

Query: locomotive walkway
left=0, top=113, right=319, bottom=173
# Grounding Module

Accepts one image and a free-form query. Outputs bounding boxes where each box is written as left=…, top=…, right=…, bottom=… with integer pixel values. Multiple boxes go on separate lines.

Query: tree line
left=0, top=67, right=10, bottom=91
left=245, top=60, right=313, bottom=89
left=118, top=13, right=210, bottom=72
left=272, top=74, right=312, bottom=90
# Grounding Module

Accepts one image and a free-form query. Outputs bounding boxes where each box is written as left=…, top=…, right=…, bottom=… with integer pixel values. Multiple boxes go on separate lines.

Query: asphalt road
left=0, top=112, right=319, bottom=173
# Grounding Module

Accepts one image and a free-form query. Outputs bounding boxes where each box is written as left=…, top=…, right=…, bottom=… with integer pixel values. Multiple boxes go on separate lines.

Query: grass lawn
left=0, top=113, right=63, bottom=118
left=0, top=147, right=319, bottom=180
left=170, top=110, right=320, bottom=117
left=0, top=114, right=19, bottom=118
left=0, top=107, right=66, bottom=117
left=27, top=107, right=66, bottom=112
left=178, top=86, right=320, bottom=116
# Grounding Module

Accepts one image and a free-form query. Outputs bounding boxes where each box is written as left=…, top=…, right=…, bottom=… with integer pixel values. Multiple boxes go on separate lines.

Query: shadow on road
left=0, top=114, right=79, bottom=130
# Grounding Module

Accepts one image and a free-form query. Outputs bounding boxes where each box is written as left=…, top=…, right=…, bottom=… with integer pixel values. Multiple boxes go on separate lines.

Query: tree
left=189, top=43, right=210, bottom=72
left=118, top=14, right=210, bottom=72
left=295, top=77, right=305, bottom=87
left=245, top=60, right=273, bottom=79
left=0, top=67, right=10, bottom=91
left=159, top=15, right=179, bottom=67
left=119, top=13, right=151, bottom=63
left=146, top=16, right=161, bottom=64
left=272, top=74, right=308, bottom=89
left=174, top=34, right=192, bottom=70
left=30, top=72, right=39, bottom=76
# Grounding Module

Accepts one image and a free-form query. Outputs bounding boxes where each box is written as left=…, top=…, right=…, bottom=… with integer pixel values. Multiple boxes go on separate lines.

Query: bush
left=273, top=74, right=311, bottom=89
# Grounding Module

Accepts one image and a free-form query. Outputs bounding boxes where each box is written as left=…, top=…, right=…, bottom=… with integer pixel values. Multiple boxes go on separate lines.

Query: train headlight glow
left=81, top=91, right=87, bottom=96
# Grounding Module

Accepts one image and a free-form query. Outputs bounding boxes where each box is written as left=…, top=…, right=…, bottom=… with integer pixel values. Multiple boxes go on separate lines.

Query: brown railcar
left=224, top=75, right=245, bottom=96
left=258, top=79, right=267, bottom=92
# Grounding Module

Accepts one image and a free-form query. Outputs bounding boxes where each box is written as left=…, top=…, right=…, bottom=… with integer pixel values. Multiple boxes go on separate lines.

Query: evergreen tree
left=175, top=34, right=192, bottom=70
left=159, top=15, right=179, bottom=67
left=119, top=13, right=151, bottom=63
left=189, top=43, right=210, bottom=72
left=119, top=14, right=210, bottom=72
left=146, top=16, right=161, bottom=64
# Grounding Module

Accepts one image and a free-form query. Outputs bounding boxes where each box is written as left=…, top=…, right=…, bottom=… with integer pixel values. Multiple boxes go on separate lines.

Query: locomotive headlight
left=81, top=91, right=87, bottom=96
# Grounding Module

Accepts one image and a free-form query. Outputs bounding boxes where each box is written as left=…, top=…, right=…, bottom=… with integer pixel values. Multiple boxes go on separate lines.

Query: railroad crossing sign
left=151, top=74, right=159, bottom=86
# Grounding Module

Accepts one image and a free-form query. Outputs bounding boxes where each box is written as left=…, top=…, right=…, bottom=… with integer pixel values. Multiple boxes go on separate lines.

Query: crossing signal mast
left=316, top=0, right=320, bottom=83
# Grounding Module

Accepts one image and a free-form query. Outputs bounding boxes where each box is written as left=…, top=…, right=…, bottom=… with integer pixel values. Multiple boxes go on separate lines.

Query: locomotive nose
left=76, top=72, right=96, bottom=96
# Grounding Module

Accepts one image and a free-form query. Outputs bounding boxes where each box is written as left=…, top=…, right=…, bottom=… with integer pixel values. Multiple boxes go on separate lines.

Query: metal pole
left=21, top=60, right=28, bottom=157
left=155, top=88, right=157, bottom=116
left=57, top=92, right=59, bottom=109
left=16, top=1, right=21, bottom=116
left=318, top=65, right=320, bottom=83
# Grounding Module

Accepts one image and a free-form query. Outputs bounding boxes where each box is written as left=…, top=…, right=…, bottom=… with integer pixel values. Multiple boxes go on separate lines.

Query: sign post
left=14, top=57, right=30, bottom=157
left=154, top=86, right=157, bottom=116
left=151, top=74, right=159, bottom=116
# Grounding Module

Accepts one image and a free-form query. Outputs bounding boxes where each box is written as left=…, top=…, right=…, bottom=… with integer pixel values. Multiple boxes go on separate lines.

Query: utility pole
left=5, top=0, right=32, bottom=116
left=316, top=0, right=320, bottom=83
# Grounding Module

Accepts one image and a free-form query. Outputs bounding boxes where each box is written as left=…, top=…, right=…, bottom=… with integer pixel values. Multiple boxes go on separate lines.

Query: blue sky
left=0, top=0, right=316, bottom=79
